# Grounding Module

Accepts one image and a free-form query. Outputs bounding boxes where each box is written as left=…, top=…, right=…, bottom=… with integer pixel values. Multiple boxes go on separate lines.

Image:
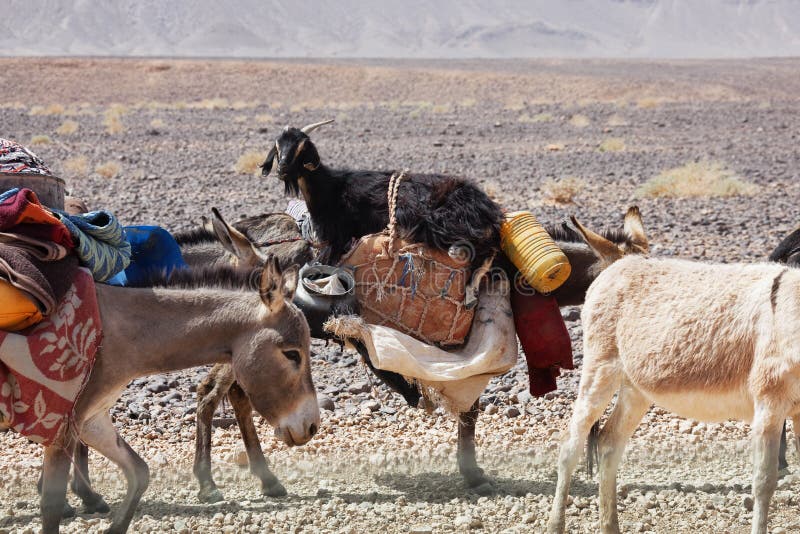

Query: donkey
left=548, top=225, right=800, bottom=534
left=40, top=259, right=319, bottom=533
left=769, top=226, right=800, bottom=470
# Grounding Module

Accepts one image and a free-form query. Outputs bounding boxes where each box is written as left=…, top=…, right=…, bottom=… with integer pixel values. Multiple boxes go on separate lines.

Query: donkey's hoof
left=462, top=467, right=492, bottom=489
left=198, top=487, right=225, bottom=503
left=470, top=481, right=496, bottom=496
left=62, top=501, right=77, bottom=518
left=83, top=496, right=110, bottom=515
left=262, top=480, right=288, bottom=497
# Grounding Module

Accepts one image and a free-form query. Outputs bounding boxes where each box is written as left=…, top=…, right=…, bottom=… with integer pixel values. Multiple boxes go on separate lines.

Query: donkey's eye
left=283, top=350, right=301, bottom=365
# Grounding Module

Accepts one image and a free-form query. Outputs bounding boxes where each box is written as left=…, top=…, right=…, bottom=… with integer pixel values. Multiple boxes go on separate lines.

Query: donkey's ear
left=211, top=207, right=262, bottom=266
left=570, top=216, right=624, bottom=263
left=281, top=265, right=299, bottom=301
left=623, top=206, right=649, bottom=253
left=296, top=138, right=320, bottom=172
left=261, top=143, right=277, bottom=177
left=259, top=256, right=285, bottom=313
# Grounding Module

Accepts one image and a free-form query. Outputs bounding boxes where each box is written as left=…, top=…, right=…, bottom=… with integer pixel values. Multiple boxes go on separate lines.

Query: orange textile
left=0, top=188, right=73, bottom=248
left=0, top=279, right=42, bottom=331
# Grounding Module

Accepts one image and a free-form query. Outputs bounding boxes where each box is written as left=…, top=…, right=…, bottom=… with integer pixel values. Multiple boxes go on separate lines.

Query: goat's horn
left=300, top=119, right=335, bottom=135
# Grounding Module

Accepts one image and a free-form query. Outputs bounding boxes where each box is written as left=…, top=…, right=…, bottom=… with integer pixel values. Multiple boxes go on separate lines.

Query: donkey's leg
left=228, top=381, right=287, bottom=497
left=457, top=401, right=492, bottom=493
left=79, top=412, right=149, bottom=534
left=194, top=364, right=235, bottom=503
left=71, top=442, right=111, bottom=514
left=37, top=458, right=76, bottom=519
left=792, top=415, right=800, bottom=460
left=597, top=384, right=649, bottom=534
left=547, top=362, right=619, bottom=534
left=778, top=420, right=789, bottom=472
left=750, top=404, right=783, bottom=534
left=41, top=445, right=72, bottom=534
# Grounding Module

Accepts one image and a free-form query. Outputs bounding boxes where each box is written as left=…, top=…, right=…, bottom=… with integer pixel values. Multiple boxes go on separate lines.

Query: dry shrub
left=232, top=100, right=257, bottom=110
left=29, top=135, right=52, bottom=145
left=234, top=150, right=264, bottom=175
left=63, top=156, right=89, bottom=177
left=56, top=120, right=79, bottom=135
left=638, top=160, right=758, bottom=198
left=150, top=118, right=166, bottom=129
left=598, top=138, right=625, bottom=152
left=636, top=97, right=662, bottom=109
left=607, top=114, right=628, bottom=127
left=545, top=143, right=565, bottom=151
left=541, top=177, right=585, bottom=204
left=233, top=115, right=248, bottom=124
left=460, top=98, right=477, bottom=108
left=103, top=104, right=128, bottom=134
left=30, top=104, right=65, bottom=116
left=431, top=104, right=451, bottom=114
left=255, top=113, right=273, bottom=124
left=192, top=98, right=229, bottom=110
left=95, top=161, right=122, bottom=179
left=568, top=114, right=590, bottom=128
left=519, top=112, right=553, bottom=123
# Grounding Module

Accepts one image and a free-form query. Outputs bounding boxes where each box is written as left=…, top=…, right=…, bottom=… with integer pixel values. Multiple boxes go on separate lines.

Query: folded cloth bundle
left=0, top=138, right=52, bottom=175
left=0, top=188, right=73, bottom=248
left=0, top=244, right=78, bottom=315
left=0, top=231, right=69, bottom=261
left=0, top=279, right=42, bottom=331
left=54, top=210, right=131, bottom=282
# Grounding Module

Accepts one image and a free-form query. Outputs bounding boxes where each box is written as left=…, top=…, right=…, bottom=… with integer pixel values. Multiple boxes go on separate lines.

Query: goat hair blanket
left=54, top=210, right=131, bottom=282
left=0, top=268, right=100, bottom=446
left=325, top=276, right=517, bottom=413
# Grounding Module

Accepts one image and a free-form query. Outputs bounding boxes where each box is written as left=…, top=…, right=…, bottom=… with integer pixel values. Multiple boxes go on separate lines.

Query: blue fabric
left=0, top=188, right=19, bottom=203
left=53, top=210, right=131, bottom=282
left=106, top=226, right=186, bottom=287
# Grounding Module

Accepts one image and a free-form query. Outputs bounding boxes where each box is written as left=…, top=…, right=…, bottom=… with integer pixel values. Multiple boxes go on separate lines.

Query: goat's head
left=261, top=119, right=335, bottom=196
left=570, top=206, right=649, bottom=266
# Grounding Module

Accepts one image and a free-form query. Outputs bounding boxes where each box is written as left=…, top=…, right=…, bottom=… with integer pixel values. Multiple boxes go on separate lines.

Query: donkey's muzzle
left=274, top=395, right=320, bottom=446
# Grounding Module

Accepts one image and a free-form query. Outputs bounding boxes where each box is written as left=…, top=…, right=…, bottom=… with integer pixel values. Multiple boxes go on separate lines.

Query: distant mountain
left=3, top=0, right=800, bottom=58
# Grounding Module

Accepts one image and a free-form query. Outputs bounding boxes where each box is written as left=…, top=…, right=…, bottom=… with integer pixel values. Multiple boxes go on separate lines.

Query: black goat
left=261, top=120, right=503, bottom=266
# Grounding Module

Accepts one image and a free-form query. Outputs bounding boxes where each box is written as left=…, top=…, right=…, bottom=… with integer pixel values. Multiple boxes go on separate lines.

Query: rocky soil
left=1, top=58, right=799, bottom=533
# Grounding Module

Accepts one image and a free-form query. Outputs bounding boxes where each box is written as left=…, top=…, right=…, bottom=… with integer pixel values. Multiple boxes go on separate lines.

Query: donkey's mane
left=545, top=222, right=629, bottom=245
left=130, top=265, right=261, bottom=291
left=173, top=227, right=216, bottom=246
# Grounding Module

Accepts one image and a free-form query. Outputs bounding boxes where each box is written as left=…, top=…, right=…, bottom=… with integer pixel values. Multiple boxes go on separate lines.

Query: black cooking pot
left=292, top=263, right=358, bottom=339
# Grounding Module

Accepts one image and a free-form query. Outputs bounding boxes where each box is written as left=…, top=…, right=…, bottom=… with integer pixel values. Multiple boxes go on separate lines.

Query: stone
left=484, top=403, right=498, bottom=415
left=505, top=407, right=521, bottom=418
left=318, top=395, right=335, bottom=411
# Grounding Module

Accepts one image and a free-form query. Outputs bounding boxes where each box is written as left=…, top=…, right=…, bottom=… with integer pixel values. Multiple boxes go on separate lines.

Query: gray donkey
left=40, top=259, right=319, bottom=533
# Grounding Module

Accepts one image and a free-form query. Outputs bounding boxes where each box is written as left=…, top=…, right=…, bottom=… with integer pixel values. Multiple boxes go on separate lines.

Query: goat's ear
left=211, top=207, right=262, bottom=267
left=570, top=216, right=624, bottom=263
left=281, top=265, right=299, bottom=301
left=296, top=138, right=320, bottom=172
left=261, top=144, right=277, bottom=176
left=623, top=206, right=649, bottom=253
left=259, top=256, right=285, bottom=313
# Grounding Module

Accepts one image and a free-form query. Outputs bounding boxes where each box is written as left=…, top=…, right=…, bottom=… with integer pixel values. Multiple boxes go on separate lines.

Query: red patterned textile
left=0, top=268, right=100, bottom=446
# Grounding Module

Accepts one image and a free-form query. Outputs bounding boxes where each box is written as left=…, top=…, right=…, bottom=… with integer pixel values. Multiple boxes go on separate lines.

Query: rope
left=386, top=170, right=407, bottom=253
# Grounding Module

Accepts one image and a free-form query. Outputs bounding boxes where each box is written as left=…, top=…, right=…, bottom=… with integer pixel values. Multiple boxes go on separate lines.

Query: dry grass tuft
left=29, top=135, right=52, bottom=145
left=598, top=138, right=626, bottom=152
left=149, top=118, right=166, bottom=129
left=63, top=156, right=89, bottom=177
left=519, top=112, right=553, bottom=124
left=103, top=104, right=128, bottom=134
left=545, top=143, right=565, bottom=151
left=636, top=97, right=662, bottom=109
left=255, top=113, right=273, bottom=124
left=95, top=161, right=122, bottom=179
left=234, top=150, right=265, bottom=175
left=607, top=114, right=628, bottom=127
left=638, top=160, right=758, bottom=198
left=56, top=120, right=79, bottom=135
left=30, top=104, right=65, bottom=116
left=541, top=177, right=585, bottom=205
left=568, top=114, right=590, bottom=128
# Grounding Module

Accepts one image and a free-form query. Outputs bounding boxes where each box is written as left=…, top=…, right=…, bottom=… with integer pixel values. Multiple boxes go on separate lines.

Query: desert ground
left=1, top=57, right=800, bottom=533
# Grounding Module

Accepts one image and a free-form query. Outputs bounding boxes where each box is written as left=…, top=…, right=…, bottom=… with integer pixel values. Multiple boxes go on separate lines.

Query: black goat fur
left=262, top=127, right=503, bottom=266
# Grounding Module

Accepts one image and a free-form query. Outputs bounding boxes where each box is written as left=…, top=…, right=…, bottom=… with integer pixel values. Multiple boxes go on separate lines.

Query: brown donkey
left=549, top=224, right=799, bottom=534
left=40, top=259, right=319, bottom=534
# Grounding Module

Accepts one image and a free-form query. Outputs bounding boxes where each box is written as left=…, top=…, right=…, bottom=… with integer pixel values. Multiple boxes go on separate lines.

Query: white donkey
left=548, top=217, right=799, bottom=534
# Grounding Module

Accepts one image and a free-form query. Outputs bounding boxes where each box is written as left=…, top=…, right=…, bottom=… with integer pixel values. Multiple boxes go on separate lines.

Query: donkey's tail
left=586, top=421, right=601, bottom=478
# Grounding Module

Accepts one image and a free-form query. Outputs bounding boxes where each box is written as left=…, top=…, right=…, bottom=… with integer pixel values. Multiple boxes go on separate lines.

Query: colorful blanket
left=54, top=210, right=131, bottom=282
left=0, top=138, right=52, bottom=176
left=0, top=188, right=73, bottom=248
left=0, top=268, right=100, bottom=446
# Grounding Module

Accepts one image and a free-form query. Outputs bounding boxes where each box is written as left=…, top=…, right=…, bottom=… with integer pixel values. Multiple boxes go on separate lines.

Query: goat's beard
left=283, top=176, right=301, bottom=197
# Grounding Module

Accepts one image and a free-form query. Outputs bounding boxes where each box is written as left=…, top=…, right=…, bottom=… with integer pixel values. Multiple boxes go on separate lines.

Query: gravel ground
left=1, top=58, right=800, bottom=533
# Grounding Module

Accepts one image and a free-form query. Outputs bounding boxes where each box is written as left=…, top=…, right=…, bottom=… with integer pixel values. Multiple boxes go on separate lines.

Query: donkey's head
left=232, top=258, right=319, bottom=446
left=570, top=206, right=649, bottom=267
left=769, top=226, right=800, bottom=267
left=260, top=119, right=335, bottom=196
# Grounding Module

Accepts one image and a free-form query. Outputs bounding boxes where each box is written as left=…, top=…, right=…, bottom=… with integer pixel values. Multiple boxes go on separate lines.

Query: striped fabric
left=54, top=210, right=131, bottom=282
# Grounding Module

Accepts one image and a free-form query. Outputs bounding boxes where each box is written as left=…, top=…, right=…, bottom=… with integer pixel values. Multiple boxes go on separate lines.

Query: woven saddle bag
left=338, top=171, right=486, bottom=347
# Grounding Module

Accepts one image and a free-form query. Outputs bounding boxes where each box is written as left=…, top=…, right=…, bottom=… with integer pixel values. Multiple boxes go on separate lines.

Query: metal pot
left=292, top=263, right=358, bottom=339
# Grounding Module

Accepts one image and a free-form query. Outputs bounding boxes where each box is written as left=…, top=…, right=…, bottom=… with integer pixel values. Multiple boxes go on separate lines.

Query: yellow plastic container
left=501, top=211, right=571, bottom=294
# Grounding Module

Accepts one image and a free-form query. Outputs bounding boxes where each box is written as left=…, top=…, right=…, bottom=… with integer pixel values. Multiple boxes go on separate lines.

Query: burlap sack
left=339, top=232, right=474, bottom=347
